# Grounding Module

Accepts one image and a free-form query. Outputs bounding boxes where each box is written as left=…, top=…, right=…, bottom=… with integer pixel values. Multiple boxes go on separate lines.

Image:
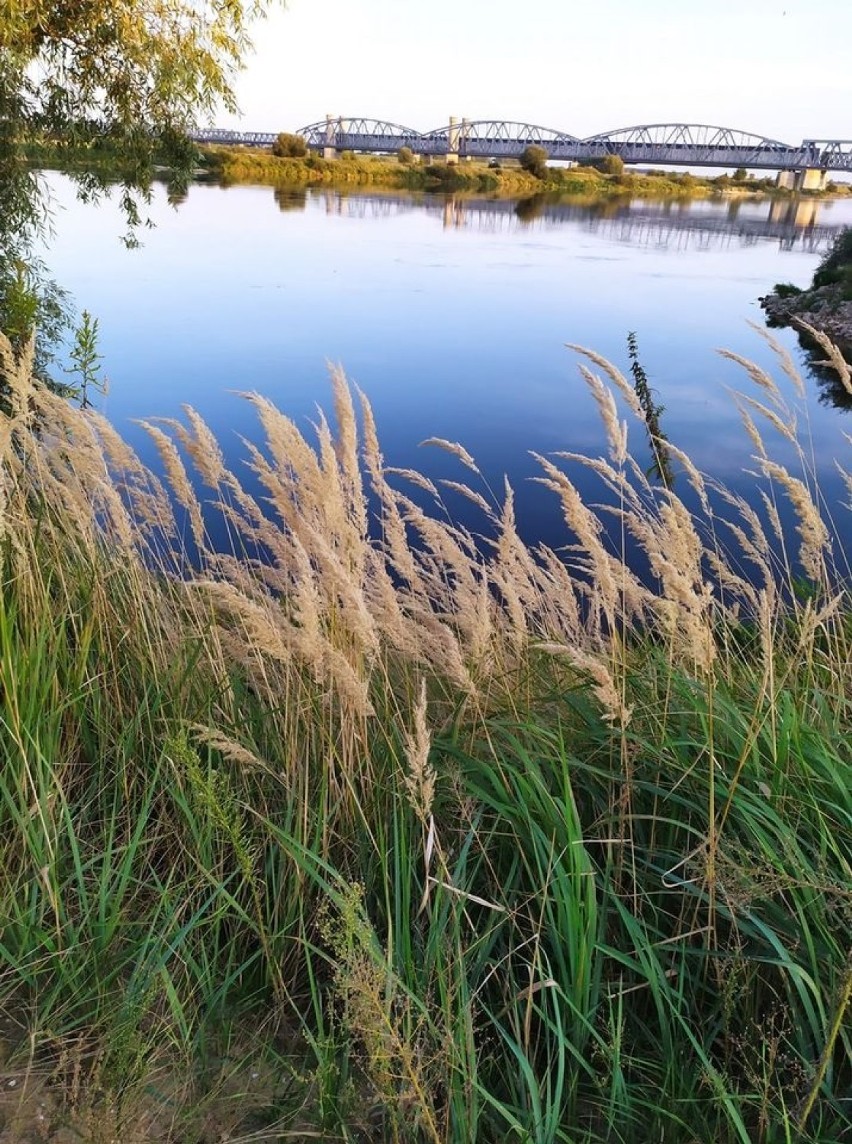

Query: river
left=42, top=176, right=852, bottom=559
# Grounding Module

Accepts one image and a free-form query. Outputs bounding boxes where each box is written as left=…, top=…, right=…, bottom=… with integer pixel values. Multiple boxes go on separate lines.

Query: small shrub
left=271, top=132, right=307, bottom=159
left=773, top=282, right=803, bottom=299
left=519, top=144, right=548, bottom=179
left=840, top=265, right=852, bottom=301
left=813, top=227, right=852, bottom=288
left=397, top=146, right=414, bottom=165
left=598, top=153, right=624, bottom=176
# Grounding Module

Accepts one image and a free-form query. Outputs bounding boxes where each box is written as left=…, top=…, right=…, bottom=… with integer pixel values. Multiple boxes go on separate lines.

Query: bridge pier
left=778, top=168, right=827, bottom=192
left=797, top=168, right=827, bottom=191
left=446, top=116, right=460, bottom=165
left=323, top=114, right=337, bottom=160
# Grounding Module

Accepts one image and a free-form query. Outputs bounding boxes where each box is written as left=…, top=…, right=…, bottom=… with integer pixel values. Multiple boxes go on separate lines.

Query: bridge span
left=193, top=117, right=852, bottom=186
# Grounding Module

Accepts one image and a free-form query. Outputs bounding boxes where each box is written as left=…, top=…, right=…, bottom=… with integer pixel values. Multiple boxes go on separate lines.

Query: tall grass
left=0, top=325, right=850, bottom=1141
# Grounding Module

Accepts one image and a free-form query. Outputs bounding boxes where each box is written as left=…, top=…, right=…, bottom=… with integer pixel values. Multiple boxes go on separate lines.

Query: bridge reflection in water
left=293, top=190, right=841, bottom=253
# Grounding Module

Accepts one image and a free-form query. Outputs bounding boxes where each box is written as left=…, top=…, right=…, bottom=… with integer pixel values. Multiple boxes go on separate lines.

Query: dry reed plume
left=1, top=326, right=850, bottom=754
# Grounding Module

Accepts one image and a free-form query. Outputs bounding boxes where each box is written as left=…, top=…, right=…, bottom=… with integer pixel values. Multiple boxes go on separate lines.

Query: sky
left=220, top=0, right=852, bottom=145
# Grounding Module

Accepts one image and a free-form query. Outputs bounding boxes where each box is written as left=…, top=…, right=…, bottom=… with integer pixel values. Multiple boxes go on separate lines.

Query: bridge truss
left=191, top=119, right=852, bottom=172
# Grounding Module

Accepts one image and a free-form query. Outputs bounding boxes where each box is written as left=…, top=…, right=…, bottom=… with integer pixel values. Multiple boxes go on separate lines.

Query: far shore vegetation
left=22, top=134, right=852, bottom=202
left=198, top=139, right=850, bottom=199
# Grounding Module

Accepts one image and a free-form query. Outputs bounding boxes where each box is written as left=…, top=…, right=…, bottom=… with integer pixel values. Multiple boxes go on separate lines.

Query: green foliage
left=0, top=256, right=73, bottom=410
left=65, top=310, right=108, bottom=408
left=397, top=146, right=414, bottom=165
left=0, top=0, right=278, bottom=242
left=627, top=330, right=673, bottom=488
left=272, top=132, right=308, bottom=159
left=813, top=227, right=852, bottom=289
left=598, top=153, right=624, bottom=176
left=519, top=144, right=548, bottom=178
left=733, top=167, right=749, bottom=181
left=773, top=281, right=804, bottom=298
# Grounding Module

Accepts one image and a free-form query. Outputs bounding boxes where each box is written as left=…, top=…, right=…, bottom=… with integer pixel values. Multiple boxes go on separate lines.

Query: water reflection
left=285, top=187, right=845, bottom=254
left=274, top=187, right=307, bottom=212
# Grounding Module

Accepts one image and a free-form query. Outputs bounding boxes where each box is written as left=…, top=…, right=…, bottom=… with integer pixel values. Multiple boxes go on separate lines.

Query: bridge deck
left=192, top=121, right=852, bottom=171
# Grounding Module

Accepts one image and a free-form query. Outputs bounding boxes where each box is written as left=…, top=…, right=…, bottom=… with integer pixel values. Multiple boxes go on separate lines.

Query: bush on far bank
left=272, top=132, right=307, bottom=158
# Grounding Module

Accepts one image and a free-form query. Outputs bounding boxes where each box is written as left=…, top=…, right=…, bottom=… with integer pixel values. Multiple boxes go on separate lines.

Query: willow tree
left=1, top=0, right=279, bottom=236
left=1, top=0, right=279, bottom=395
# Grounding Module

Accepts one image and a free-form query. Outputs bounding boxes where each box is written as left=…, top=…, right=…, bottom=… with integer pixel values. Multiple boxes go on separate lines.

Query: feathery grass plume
left=438, top=479, right=495, bottom=519
left=797, top=319, right=852, bottom=396
left=329, top=363, right=367, bottom=539
left=418, top=436, right=480, bottom=474
left=553, top=450, right=642, bottom=510
left=532, top=453, right=624, bottom=631
left=709, top=485, right=773, bottom=589
left=26, top=390, right=138, bottom=555
left=358, top=386, right=421, bottom=591
left=747, top=321, right=806, bottom=399
left=578, top=364, right=628, bottom=465
left=718, top=348, right=784, bottom=404
left=759, top=460, right=831, bottom=582
left=162, top=406, right=227, bottom=491
left=402, top=679, right=436, bottom=823
left=735, top=400, right=769, bottom=459
left=538, top=642, right=632, bottom=727
left=386, top=467, right=441, bottom=499
left=139, top=420, right=206, bottom=554
left=313, top=406, right=363, bottom=571
left=0, top=329, right=37, bottom=425
left=733, top=392, right=798, bottom=445
left=836, top=459, right=852, bottom=509
left=190, top=580, right=292, bottom=663
left=757, top=487, right=785, bottom=547
left=491, top=481, right=534, bottom=645
left=756, top=585, right=777, bottom=677
left=566, top=342, right=644, bottom=419
left=190, top=725, right=265, bottom=770
left=537, top=544, right=582, bottom=638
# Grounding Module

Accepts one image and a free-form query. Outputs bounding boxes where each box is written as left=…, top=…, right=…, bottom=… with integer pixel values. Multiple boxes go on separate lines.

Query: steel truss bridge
left=193, top=119, right=852, bottom=172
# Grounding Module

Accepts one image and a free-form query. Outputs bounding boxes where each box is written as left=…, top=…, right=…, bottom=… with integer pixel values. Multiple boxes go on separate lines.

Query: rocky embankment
left=760, top=286, right=852, bottom=350
left=760, top=228, right=852, bottom=352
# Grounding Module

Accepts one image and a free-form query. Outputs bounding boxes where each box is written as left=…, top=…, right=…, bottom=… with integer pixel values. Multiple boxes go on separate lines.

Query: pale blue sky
left=222, top=0, right=851, bottom=144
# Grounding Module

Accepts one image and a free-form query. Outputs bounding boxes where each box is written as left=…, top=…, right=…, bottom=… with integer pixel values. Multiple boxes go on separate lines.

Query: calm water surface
left=44, top=177, right=852, bottom=555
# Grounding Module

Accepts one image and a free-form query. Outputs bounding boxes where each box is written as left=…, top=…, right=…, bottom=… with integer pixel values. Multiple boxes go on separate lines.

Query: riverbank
left=199, top=143, right=721, bottom=198
left=761, top=227, right=852, bottom=351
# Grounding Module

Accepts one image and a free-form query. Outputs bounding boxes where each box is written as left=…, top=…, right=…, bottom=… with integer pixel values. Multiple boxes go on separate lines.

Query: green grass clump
left=0, top=329, right=850, bottom=1141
